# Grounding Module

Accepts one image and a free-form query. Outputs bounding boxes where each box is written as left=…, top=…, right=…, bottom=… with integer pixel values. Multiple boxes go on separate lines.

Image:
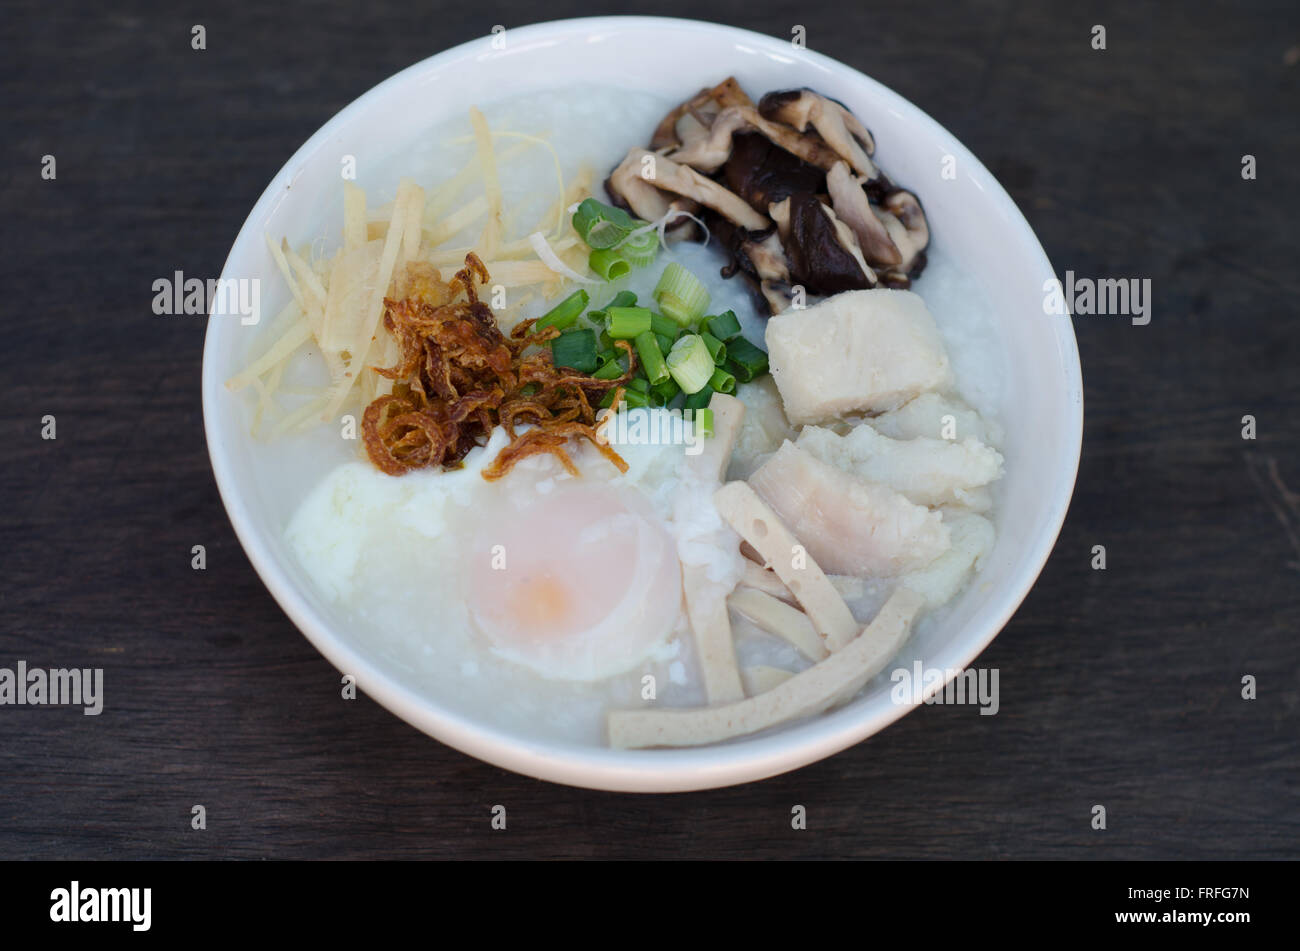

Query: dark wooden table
left=2, top=0, right=1296, bottom=860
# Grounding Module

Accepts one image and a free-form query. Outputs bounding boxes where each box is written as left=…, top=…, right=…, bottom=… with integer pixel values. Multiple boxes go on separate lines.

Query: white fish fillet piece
left=796, top=423, right=1003, bottom=510
left=765, top=289, right=952, bottom=425
left=901, top=513, right=996, bottom=608
left=748, top=440, right=950, bottom=578
left=870, top=392, right=1001, bottom=447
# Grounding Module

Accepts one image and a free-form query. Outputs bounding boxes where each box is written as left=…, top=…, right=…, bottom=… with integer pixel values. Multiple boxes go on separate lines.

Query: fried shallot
left=361, top=254, right=635, bottom=480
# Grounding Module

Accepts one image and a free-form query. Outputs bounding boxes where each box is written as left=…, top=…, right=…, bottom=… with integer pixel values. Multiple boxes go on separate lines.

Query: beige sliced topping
left=739, top=560, right=865, bottom=606
left=469, top=106, right=503, bottom=257
left=688, top=391, right=745, bottom=482
left=607, top=587, right=924, bottom=748
left=742, top=665, right=795, bottom=696
left=319, top=240, right=383, bottom=352
left=681, top=391, right=747, bottom=705
left=342, top=182, right=367, bottom=252
left=712, top=481, right=859, bottom=652
left=739, top=559, right=790, bottom=599
left=728, top=587, right=828, bottom=662
left=322, top=178, right=425, bottom=421
left=225, top=312, right=312, bottom=392
left=234, top=107, right=612, bottom=439
left=683, top=571, right=745, bottom=704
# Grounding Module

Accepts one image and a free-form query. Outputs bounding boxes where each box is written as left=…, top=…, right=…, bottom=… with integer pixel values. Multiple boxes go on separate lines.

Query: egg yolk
left=504, top=573, right=574, bottom=630
left=466, top=484, right=682, bottom=681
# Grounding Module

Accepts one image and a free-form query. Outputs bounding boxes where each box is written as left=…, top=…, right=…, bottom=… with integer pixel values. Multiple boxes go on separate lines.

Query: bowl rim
left=202, top=14, right=1083, bottom=792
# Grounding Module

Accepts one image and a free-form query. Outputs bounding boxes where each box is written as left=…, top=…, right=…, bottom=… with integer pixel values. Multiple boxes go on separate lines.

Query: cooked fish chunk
left=795, top=423, right=1003, bottom=510
left=870, top=392, right=1002, bottom=447
left=900, top=512, right=996, bottom=608
left=764, top=289, right=952, bottom=425
left=748, top=440, right=950, bottom=578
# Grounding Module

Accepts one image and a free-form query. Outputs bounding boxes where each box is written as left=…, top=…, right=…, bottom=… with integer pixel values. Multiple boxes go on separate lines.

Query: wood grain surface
left=1, top=0, right=1296, bottom=859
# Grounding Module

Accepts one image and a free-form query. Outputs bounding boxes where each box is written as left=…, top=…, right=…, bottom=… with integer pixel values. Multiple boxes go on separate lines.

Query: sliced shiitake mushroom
left=783, top=192, right=876, bottom=295
left=758, top=88, right=878, bottom=180
left=724, top=132, right=825, bottom=210
left=604, top=148, right=701, bottom=236
left=826, top=160, right=902, bottom=267
left=650, top=77, right=754, bottom=151
left=618, top=147, right=769, bottom=232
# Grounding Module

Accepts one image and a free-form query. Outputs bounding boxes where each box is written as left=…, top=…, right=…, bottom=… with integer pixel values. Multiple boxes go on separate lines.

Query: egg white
left=286, top=414, right=729, bottom=690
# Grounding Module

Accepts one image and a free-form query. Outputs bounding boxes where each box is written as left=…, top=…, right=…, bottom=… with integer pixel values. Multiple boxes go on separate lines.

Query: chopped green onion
left=588, top=290, right=638, bottom=324
left=536, top=290, right=589, bottom=332
left=600, top=386, right=649, bottom=410
left=708, top=366, right=736, bottom=394
left=700, top=332, right=727, bottom=366
left=572, top=198, right=637, bottom=250
left=726, top=337, right=769, bottom=382
left=651, top=376, right=680, bottom=405
left=589, top=248, right=632, bottom=282
left=655, top=332, right=675, bottom=354
left=654, top=263, right=711, bottom=326
left=683, top=385, right=714, bottom=411
left=550, top=329, right=599, bottom=374
left=593, top=355, right=628, bottom=380
left=691, top=407, right=714, bottom=439
left=606, top=306, right=653, bottom=339
left=616, top=226, right=659, bottom=268
left=666, top=333, right=714, bottom=394
left=628, top=376, right=650, bottom=394
left=650, top=312, right=680, bottom=339
left=634, top=331, right=670, bottom=386
left=704, top=310, right=743, bottom=341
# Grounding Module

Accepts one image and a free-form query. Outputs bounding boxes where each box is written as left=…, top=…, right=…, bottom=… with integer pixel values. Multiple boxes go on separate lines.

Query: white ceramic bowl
left=202, top=16, right=1082, bottom=791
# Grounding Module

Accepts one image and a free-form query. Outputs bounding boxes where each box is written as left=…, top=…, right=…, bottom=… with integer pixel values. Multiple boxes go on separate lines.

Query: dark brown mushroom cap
left=757, top=89, right=811, bottom=124
left=784, top=192, right=876, bottom=295
left=723, top=133, right=826, bottom=211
